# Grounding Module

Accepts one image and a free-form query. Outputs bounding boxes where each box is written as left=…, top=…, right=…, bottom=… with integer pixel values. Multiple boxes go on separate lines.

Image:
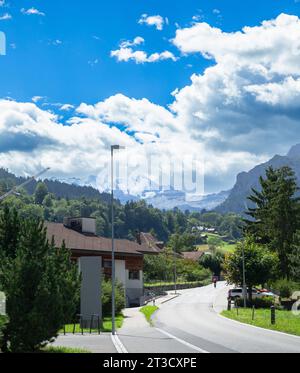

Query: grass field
left=222, top=308, right=300, bottom=336
left=61, top=314, right=124, bottom=334
left=140, top=305, right=159, bottom=326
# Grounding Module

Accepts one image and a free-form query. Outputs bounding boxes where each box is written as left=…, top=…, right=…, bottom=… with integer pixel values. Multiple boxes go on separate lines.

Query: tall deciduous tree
left=244, top=166, right=300, bottom=278
left=224, top=237, right=279, bottom=300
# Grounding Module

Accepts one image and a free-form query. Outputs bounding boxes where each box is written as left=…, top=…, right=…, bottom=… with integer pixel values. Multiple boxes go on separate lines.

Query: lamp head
left=111, top=145, right=126, bottom=151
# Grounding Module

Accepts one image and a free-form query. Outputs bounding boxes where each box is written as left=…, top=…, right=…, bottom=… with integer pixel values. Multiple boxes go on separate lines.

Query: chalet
left=181, top=251, right=204, bottom=262
left=45, top=217, right=163, bottom=307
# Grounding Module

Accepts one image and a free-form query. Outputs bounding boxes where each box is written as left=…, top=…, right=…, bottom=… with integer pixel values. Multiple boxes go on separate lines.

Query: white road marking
left=155, top=327, right=210, bottom=353
left=111, top=333, right=128, bottom=353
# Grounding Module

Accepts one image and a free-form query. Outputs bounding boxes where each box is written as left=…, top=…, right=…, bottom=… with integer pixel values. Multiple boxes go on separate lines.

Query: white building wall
left=115, top=259, right=126, bottom=287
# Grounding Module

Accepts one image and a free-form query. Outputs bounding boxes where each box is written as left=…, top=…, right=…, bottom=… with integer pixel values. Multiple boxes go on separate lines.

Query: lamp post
left=111, top=145, right=125, bottom=335
left=242, top=241, right=247, bottom=308
left=0, top=168, right=50, bottom=202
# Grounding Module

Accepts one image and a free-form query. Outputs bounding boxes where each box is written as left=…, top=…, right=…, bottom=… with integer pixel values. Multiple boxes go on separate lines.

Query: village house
left=45, top=217, right=162, bottom=307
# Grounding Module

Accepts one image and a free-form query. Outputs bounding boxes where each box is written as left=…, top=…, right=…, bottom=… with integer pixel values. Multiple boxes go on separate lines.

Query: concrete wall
left=126, top=269, right=143, bottom=306
left=81, top=218, right=96, bottom=235
left=78, top=256, right=102, bottom=328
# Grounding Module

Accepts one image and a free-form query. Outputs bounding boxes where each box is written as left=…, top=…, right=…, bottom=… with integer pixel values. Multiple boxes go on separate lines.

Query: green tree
left=200, top=250, right=224, bottom=278
left=244, top=166, right=300, bottom=278
left=223, top=237, right=279, bottom=301
left=0, top=210, right=80, bottom=352
left=34, top=182, right=49, bottom=205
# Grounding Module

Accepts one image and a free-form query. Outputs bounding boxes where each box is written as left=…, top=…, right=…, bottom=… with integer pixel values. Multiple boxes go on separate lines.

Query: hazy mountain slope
left=216, top=144, right=300, bottom=214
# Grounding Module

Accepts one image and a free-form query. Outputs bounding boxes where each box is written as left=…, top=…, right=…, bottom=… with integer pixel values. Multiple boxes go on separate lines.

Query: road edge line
left=155, top=327, right=210, bottom=353
left=111, top=333, right=128, bottom=353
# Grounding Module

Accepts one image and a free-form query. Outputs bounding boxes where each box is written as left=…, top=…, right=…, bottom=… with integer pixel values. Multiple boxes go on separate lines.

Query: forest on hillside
left=0, top=168, right=243, bottom=243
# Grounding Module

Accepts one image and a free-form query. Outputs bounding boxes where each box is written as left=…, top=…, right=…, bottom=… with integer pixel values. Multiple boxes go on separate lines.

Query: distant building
left=181, top=251, right=204, bottom=262
left=45, top=217, right=162, bottom=307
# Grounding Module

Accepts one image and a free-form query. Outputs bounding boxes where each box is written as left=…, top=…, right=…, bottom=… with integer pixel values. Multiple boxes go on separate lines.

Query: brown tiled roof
left=45, top=222, right=158, bottom=256
left=139, top=232, right=164, bottom=253
left=181, top=251, right=204, bottom=261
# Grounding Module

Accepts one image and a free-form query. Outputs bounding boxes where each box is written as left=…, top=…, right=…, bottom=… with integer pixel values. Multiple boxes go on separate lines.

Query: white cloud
left=173, top=13, right=300, bottom=75
left=60, top=104, right=75, bottom=111
left=111, top=36, right=176, bottom=64
left=21, top=8, right=45, bottom=16
left=111, top=47, right=177, bottom=64
left=0, top=13, right=11, bottom=20
left=2, top=14, right=300, bottom=195
left=32, top=96, right=45, bottom=103
left=120, top=36, right=144, bottom=48
left=138, top=14, right=164, bottom=30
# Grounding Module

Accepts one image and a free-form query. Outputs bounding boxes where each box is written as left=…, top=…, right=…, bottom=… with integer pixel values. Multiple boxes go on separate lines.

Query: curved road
left=153, top=282, right=300, bottom=353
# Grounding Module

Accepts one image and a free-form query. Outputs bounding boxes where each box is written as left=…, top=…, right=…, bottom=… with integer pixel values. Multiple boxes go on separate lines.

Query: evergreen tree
left=0, top=210, right=80, bottom=352
left=34, top=182, right=48, bottom=205
left=244, top=166, right=300, bottom=278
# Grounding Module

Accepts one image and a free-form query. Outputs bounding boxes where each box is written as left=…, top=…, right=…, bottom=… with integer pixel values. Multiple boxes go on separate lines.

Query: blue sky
left=1, top=0, right=300, bottom=195
left=1, top=0, right=299, bottom=106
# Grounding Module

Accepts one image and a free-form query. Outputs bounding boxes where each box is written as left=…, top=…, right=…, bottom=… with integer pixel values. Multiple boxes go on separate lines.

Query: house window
left=128, top=270, right=140, bottom=280
left=103, top=260, right=112, bottom=268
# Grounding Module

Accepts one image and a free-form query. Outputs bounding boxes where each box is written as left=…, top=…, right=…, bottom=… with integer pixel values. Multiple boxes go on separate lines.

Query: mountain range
left=1, top=144, right=300, bottom=214
left=216, top=144, right=300, bottom=215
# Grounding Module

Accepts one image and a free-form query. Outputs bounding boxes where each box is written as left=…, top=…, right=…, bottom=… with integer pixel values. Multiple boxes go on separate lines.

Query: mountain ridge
left=215, top=144, right=300, bottom=215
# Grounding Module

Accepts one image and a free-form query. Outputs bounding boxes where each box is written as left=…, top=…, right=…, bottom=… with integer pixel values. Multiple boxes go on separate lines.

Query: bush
left=236, top=296, right=274, bottom=309
left=102, top=278, right=125, bottom=317
left=271, top=279, right=300, bottom=299
left=0, top=315, right=8, bottom=352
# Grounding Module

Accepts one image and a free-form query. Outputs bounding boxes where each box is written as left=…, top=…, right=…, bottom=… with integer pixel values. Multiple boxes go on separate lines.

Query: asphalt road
left=153, top=282, right=300, bottom=353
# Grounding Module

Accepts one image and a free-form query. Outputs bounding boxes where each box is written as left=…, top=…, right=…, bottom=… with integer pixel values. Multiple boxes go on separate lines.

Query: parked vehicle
left=228, top=287, right=275, bottom=300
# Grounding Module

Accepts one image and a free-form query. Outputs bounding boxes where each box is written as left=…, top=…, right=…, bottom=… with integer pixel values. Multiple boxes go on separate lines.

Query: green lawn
left=219, top=243, right=236, bottom=253
left=198, top=236, right=237, bottom=254
left=222, top=308, right=300, bottom=336
left=42, top=346, right=91, bottom=353
left=140, top=305, right=159, bottom=325
left=60, top=314, right=124, bottom=334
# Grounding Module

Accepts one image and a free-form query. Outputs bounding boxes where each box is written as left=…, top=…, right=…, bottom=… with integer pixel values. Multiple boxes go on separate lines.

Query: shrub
left=0, top=315, right=8, bottom=352
left=102, top=278, right=125, bottom=317
left=271, top=279, right=300, bottom=299
left=236, top=296, right=274, bottom=309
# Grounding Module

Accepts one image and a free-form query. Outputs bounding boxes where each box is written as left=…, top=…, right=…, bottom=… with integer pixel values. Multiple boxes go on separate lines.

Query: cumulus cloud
left=2, top=14, right=300, bottom=194
left=111, top=48, right=177, bottom=63
left=138, top=14, right=164, bottom=30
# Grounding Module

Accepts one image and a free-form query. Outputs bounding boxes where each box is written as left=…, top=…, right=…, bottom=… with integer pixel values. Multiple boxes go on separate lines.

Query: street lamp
left=111, top=145, right=125, bottom=335
left=0, top=168, right=50, bottom=202
left=242, top=241, right=247, bottom=308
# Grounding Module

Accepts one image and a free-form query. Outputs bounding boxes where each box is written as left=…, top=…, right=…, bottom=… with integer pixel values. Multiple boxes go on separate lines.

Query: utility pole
left=0, top=168, right=50, bottom=202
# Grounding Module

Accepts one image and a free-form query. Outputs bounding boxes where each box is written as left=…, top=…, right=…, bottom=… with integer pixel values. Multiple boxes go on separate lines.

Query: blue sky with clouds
left=1, top=0, right=300, bottom=195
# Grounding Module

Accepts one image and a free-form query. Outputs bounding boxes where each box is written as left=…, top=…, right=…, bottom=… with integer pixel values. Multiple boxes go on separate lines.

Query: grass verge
left=222, top=308, right=300, bottom=336
left=140, top=305, right=159, bottom=326
left=42, top=346, right=91, bottom=353
left=60, top=314, right=124, bottom=334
